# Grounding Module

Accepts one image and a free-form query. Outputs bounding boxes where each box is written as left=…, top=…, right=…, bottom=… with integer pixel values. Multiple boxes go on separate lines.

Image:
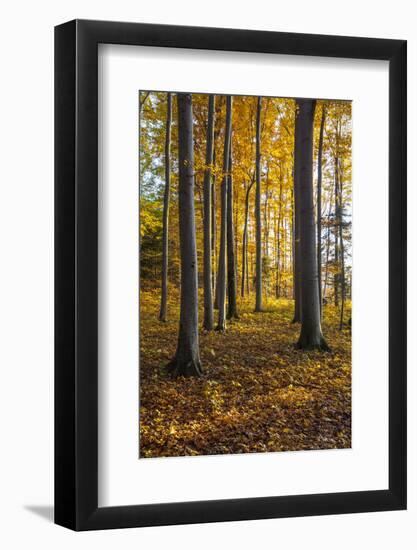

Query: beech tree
left=227, top=140, right=239, bottom=319
left=211, top=149, right=217, bottom=295
left=159, top=92, right=172, bottom=322
left=292, top=167, right=301, bottom=323
left=275, top=165, right=284, bottom=297
left=241, top=174, right=255, bottom=297
left=167, top=93, right=203, bottom=376
left=216, top=95, right=232, bottom=331
left=203, top=95, right=215, bottom=330
left=316, top=103, right=326, bottom=318
left=295, top=99, right=328, bottom=350
left=338, top=158, right=346, bottom=330
left=255, top=96, right=263, bottom=312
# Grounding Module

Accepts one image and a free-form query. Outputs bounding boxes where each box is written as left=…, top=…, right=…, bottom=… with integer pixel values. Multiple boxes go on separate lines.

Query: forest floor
left=139, top=287, right=351, bottom=458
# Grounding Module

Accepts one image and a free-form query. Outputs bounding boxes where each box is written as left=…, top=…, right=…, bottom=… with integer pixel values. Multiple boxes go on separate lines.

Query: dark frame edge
left=75, top=488, right=404, bottom=531
left=54, top=19, right=77, bottom=530
left=388, top=40, right=407, bottom=511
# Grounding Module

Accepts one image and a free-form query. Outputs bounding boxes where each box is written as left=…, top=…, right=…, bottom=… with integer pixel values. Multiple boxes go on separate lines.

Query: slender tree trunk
left=211, top=150, right=217, bottom=295
left=282, top=216, right=287, bottom=296
left=167, top=93, right=202, bottom=377
left=339, top=162, right=346, bottom=330
left=255, top=96, right=263, bottom=312
left=264, top=167, right=271, bottom=297
left=241, top=184, right=248, bottom=298
left=292, top=158, right=301, bottom=323
left=317, top=104, right=326, bottom=319
left=290, top=186, right=295, bottom=299
left=203, top=95, right=215, bottom=330
left=159, top=93, right=172, bottom=322
left=275, top=168, right=283, bottom=298
left=241, top=177, right=254, bottom=297
left=274, top=207, right=279, bottom=298
left=323, top=217, right=331, bottom=302
left=295, top=99, right=328, bottom=350
left=322, top=189, right=333, bottom=302
left=227, top=139, right=239, bottom=319
left=216, top=95, right=232, bottom=331
left=234, top=179, right=239, bottom=281
left=334, top=129, right=340, bottom=307
left=246, top=231, right=250, bottom=294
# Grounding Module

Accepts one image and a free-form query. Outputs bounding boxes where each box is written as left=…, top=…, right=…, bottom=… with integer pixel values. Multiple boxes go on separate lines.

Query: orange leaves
left=139, top=288, right=351, bottom=458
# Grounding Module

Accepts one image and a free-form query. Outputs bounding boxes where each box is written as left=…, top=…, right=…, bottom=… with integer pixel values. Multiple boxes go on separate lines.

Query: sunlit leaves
left=139, top=289, right=351, bottom=458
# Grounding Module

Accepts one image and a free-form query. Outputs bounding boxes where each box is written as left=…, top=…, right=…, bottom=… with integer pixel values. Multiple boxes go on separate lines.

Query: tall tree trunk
left=295, top=99, right=328, bottom=350
left=292, top=159, right=301, bottom=323
left=317, top=104, right=326, bottom=319
left=339, top=161, right=346, bottom=330
left=290, top=186, right=295, bottom=299
left=167, top=93, right=202, bottom=377
left=255, top=96, right=263, bottom=312
left=159, top=93, right=172, bottom=322
left=322, top=189, right=333, bottom=302
left=211, top=150, right=217, bottom=295
left=274, top=207, right=279, bottom=298
left=263, top=165, right=271, bottom=297
left=216, top=95, right=232, bottom=331
left=234, top=178, right=239, bottom=280
left=241, top=185, right=249, bottom=298
left=333, top=127, right=340, bottom=307
left=227, top=139, right=239, bottom=319
left=203, top=95, right=215, bottom=330
left=275, top=168, right=283, bottom=298
left=246, top=230, right=250, bottom=294
left=241, top=176, right=254, bottom=297
left=323, top=217, right=331, bottom=302
left=282, top=216, right=287, bottom=296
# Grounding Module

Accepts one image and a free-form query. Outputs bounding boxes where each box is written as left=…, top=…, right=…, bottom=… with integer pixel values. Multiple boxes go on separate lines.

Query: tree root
left=226, top=312, right=240, bottom=320
left=166, top=357, right=203, bottom=378
left=296, top=335, right=330, bottom=351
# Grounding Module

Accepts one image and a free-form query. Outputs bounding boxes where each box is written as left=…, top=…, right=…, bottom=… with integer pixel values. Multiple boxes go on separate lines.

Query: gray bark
left=334, top=122, right=340, bottom=307
left=275, top=168, right=283, bottom=298
left=292, top=157, right=301, bottom=323
left=227, top=139, right=239, bottom=319
left=334, top=158, right=339, bottom=307
left=211, top=150, right=217, bottom=295
left=167, top=93, right=202, bottom=376
left=203, top=95, right=215, bottom=330
left=322, top=188, right=333, bottom=301
left=159, top=93, right=172, bottom=322
left=241, top=175, right=255, bottom=297
left=317, top=104, right=326, bottom=318
left=216, top=95, right=232, bottom=331
left=338, top=161, right=346, bottom=330
left=295, top=99, right=328, bottom=350
left=255, top=96, right=263, bottom=312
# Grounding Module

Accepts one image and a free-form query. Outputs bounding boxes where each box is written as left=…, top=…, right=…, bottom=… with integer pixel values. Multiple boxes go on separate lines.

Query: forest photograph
left=139, top=90, right=352, bottom=459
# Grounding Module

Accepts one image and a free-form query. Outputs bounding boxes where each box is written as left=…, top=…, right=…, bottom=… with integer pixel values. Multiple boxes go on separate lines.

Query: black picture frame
left=55, top=19, right=407, bottom=531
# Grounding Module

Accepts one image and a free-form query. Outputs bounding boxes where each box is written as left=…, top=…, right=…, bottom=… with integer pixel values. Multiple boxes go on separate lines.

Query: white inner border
left=98, top=44, right=389, bottom=507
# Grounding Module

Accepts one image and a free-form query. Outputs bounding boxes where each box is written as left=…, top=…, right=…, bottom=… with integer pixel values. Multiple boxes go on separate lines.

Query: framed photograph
left=55, top=19, right=406, bottom=530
